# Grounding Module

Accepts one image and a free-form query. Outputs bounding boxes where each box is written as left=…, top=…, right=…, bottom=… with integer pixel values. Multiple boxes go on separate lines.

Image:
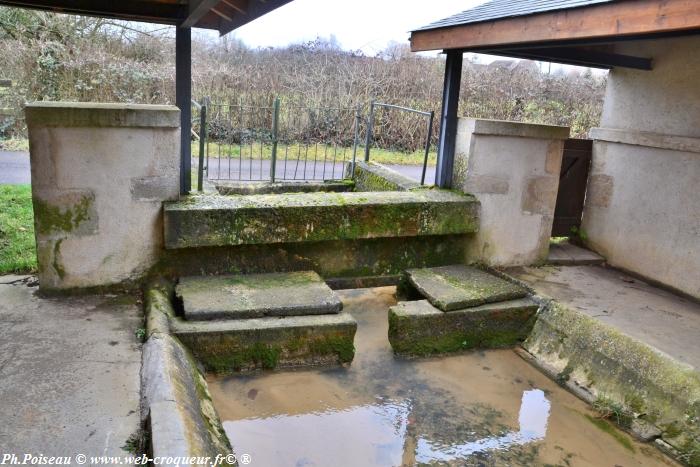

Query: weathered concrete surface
left=511, top=264, right=700, bottom=464
left=349, top=161, right=424, bottom=191
left=26, top=102, right=180, bottom=292
left=404, top=265, right=528, bottom=311
left=171, top=312, right=357, bottom=374
left=547, top=241, right=605, bottom=266
left=388, top=297, right=539, bottom=356
left=159, top=235, right=471, bottom=281
left=176, top=271, right=342, bottom=321
left=164, top=190, right=479, bottom=249
left=581, top=36, right=700, bottom=300
left=509, top=265, right=700, bottom=370
left=215, top=180, right=354, bottom=195
left=142, top=283, right=236, bottom=465
left=0, top=277, right=141, bottom=458
left=452, top=118, right=569, bottom=266
left=142, top=334, right=234, bottom=465
left=521, top=300, right=700, bottom=464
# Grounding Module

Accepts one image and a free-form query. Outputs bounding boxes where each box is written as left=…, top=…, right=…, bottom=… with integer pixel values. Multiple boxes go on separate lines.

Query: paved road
left=0, top=151, right=31, bottom=184
left=0, top=151, right=436, bottom=186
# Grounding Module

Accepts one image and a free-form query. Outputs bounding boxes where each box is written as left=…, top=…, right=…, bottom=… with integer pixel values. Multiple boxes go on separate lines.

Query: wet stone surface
left=405, top=265, right=529, bottom=311
left=208, top=287, right=677, bottom=467
left=177, top=271, right=342, bottom=321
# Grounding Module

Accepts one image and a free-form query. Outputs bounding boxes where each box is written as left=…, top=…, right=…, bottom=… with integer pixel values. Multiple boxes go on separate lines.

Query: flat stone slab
left=388, top=297, right=539, bottom=356
left=405, top=265, right=529, bottom=311
left=171, top=312, right=357, bottom=373
left=547, top=242, right=605, bottom=266
left=177, top=271, right=342, bottom=321
left=163, top=190, right=479, bottom=249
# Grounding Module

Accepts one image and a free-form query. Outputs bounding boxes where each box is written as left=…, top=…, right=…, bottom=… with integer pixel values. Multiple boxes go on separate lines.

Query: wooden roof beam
left=484, top=47, right=653, bottom=70
left=180, top=0, right=222, bottom=28
left=411, top=0, right=700, bottom=52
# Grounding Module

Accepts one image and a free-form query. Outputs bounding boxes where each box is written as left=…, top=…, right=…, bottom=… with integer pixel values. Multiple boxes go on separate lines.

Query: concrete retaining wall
left=452, top=118, right=569, bottom=266
left=26, top=102, right=180, bottom=292
left=582, top=36, right=700, bottom=299
left=142, top=284, right=236, bottom=466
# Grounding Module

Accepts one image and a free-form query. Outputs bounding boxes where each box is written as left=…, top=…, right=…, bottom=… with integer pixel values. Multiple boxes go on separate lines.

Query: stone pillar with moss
left=452, top=118, right=570, bottom=266
left=25, top=102, right=180, bottom=292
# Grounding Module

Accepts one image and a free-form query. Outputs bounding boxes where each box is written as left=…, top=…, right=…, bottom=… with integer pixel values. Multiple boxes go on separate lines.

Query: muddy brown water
left=208, top=287, right=677, bottom=467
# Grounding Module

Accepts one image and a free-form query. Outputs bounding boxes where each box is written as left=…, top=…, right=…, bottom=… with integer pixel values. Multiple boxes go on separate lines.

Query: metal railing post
left=364, top=100, right=375, bottom=162
left=197, top=98, right=208, bottom=192
left=270, top=97, right=280, bottom=182
left=421, top=110, right=435, bottom=186
left=351, top=104, right=361, bottom=178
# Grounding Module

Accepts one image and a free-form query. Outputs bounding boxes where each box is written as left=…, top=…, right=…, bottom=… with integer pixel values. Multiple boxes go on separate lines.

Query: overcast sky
left=212, top=0, right=487, bottom=54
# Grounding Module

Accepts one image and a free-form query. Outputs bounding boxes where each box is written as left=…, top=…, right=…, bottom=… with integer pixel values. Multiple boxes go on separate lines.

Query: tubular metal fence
left=193, top=97, right=435, bottom=191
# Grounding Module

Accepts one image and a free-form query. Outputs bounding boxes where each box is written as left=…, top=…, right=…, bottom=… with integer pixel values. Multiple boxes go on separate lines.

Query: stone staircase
left=170, top=271, right=357, bottom=373
left=389, top=265, right=539, bottom=356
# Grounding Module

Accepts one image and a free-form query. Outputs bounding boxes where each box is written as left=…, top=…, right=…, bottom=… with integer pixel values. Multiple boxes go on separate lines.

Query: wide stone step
left=388, top=298, right=539, bottom=356
left=403, top=265, right=529, bottom=311
left=171, top=312, right=357, bottom=373
left=163, top=190, right=479, bottom=249
left=176, top=271, right=342, bottom=321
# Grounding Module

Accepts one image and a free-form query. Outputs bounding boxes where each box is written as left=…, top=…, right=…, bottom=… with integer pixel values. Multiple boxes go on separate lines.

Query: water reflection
left=416, top=389, right=550, bottom=463
left=211, top=288, right=674, bottom=467
left=224, top=397, right=411, bottom=466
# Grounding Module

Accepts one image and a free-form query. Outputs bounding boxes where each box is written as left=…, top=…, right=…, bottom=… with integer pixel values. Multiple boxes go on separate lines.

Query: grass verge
left=0, top=184, right=36, bottom=274
left=192, top=141, right=436, bottom=166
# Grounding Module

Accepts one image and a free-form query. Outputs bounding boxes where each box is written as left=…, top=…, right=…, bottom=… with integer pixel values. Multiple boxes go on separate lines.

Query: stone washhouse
left=6, top=0, right=700, bottom=465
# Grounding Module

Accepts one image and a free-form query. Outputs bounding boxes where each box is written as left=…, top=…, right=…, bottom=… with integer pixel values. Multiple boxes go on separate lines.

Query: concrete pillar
left=25, top=102, right=180, bottom=292
left=452, top=118, right=569, bottom=266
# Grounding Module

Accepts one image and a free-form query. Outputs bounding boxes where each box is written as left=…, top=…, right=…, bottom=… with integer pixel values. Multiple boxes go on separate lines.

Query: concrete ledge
left=388, top=298, right=539, bottom=356
left=590, top=127, right=700, bottom=154
left=216, top=180, right=354, bottom=195
left=464, top=118, right=570, bottom=140
left=25, top=102, right=180, bottom=128
left=523, top=301, right=700, bottom=462
left=142, top=285, right=235, bottom=465
left=171, top=313, right=357, bottom=374
left=163, top=191, right=479, bottom=249
left=141, top=333, right=235, bottom=465
left=349, top=161, right=424, bottom=191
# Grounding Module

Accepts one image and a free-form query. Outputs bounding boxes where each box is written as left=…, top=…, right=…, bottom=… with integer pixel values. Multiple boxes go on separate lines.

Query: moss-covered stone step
left=170, top=313, right=357, bottom=373
left=163, top=190, right=479, bottom=249
left=176, top=271, right=342, bottom=321
left=388, top=298, right=539, bottom=356
left=215, top=180, right=354, bottom=195
left=403, top=265, right=529, bottom=311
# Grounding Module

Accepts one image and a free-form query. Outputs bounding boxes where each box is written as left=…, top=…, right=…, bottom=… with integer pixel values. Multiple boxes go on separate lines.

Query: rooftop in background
left=414, top=0, right=612, bottom=32
left=410, top=0, right=700, bottom=70
left=0, top=0, right=293, bottom=35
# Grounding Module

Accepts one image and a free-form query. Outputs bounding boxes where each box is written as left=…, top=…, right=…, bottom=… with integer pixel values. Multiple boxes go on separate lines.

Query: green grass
left=0, top=138, right=29, bottom=152
left=192, top=141, right=437, bottom=166
left=0, top=184, right=37, bottom=274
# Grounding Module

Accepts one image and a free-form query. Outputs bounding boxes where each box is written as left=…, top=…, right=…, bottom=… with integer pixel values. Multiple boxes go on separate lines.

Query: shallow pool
left=208, top=287, right=677, bottom=466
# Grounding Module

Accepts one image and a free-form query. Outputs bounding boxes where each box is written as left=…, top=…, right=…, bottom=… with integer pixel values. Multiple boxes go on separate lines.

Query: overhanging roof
left=0, top=0, right=293, bottom=35
left=410, top=0, right=700, bottom=70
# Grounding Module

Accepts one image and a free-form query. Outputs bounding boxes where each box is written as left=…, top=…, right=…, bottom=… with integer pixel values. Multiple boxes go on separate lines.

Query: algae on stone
left=405, top=265, right=529, bottom=311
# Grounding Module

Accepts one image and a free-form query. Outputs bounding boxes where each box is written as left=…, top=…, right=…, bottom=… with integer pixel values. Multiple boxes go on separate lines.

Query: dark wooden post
left=435, top=50, right=462, bottom=188
left=176, top=26, right=192, bottom=195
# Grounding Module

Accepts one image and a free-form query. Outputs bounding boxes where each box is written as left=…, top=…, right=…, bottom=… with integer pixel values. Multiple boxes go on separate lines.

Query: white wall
left=582, top=36, right=700, bottom=299
left=453, top=118, right=569, bottom=266
left=26, top=102, right=180, bottom=292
